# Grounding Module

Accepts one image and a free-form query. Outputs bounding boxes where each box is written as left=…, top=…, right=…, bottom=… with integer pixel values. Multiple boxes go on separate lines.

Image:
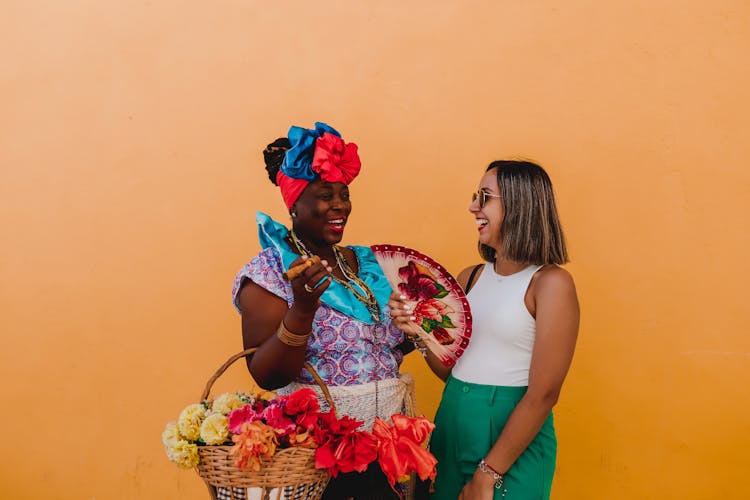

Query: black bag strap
left=464, top=263, right=484, bottom=294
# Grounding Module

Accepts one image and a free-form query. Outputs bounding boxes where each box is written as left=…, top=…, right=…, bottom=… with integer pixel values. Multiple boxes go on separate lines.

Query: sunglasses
left=471, top=190, right=501, bottom=208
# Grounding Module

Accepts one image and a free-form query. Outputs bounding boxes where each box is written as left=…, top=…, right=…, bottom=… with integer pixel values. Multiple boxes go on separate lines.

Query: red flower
left=227, top=404, right=262, bottom=435
left=263, top=403, right=296, bottom=436
left=397, top=262, right=441, bottom=301
left=430, top=325, right=454, bottom=345
left=413, top=298, right=450, bottom=324
left=312, top=409, right=363, bottom=444
left=313, top=409, right=377, bottom=477
left=284, top=388, right=320, bottom=430
left=315, top=430, right=378, bottom=477
left=372, top=416, right=437, bottom=488
left=311, top=132, right=361, bottom=185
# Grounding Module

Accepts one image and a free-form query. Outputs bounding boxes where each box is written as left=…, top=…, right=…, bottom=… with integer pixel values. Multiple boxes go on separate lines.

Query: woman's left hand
left=458, top=471, right=496, bottom=500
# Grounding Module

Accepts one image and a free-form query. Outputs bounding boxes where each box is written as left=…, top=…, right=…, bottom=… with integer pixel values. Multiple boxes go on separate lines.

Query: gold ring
left=304, top=284, right=314, bottom=293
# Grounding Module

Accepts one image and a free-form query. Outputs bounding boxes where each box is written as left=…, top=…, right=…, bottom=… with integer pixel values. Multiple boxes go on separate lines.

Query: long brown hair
left=479, top=160, right=569, bottom=265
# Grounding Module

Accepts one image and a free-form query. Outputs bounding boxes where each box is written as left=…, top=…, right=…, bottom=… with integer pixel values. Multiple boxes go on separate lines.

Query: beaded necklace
left=288, top=229, right=383, bottom=423
left=289, top=229, right=382, bottom=323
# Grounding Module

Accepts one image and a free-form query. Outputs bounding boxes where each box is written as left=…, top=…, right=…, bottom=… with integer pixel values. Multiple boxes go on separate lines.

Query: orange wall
left=2, top=1, right=749, bottom=499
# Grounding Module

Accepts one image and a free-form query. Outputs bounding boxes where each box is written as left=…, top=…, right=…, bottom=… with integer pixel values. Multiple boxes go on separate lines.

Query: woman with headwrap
left=226, top=122, right=415, bottom=500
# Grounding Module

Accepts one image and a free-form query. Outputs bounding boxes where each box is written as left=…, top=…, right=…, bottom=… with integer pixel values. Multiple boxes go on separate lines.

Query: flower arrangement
left=398, top=261, right=457, bottom=345
left=163, top=387, right=436, bottom=492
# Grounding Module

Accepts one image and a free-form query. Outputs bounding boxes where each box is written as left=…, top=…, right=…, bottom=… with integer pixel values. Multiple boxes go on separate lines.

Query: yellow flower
left=178, top=403, right=206, bottom=441
left=200, top=413, right=229, bottom=445
left=211, top=393, right=244, bottom=415
left=162, top=422, right=181, bottom=448
left=166, top=440, right=200, bottom=468
left=251, top=387, right=276, bottom=403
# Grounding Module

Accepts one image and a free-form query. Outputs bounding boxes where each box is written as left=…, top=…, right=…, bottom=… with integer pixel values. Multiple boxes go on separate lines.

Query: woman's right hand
left=288, top=255, right=333, bottom=313
left=389, top=292, right=451, bottom=380
left=387, top=292, right=416, bottom=331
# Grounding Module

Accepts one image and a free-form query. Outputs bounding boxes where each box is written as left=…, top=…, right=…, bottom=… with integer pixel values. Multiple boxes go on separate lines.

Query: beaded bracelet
left=478, top=459, right=507, bottom=497
left=276, top=321, right=310, bottom=347
left=406, top=334, right=428, bottom=357
left=412, top=340, right=428, bottom=357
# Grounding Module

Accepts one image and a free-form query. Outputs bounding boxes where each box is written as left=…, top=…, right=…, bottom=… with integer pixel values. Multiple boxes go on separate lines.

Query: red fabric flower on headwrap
left=275, top=122, right=361, bottom=209
left=311, top=132, right=361, bottom=185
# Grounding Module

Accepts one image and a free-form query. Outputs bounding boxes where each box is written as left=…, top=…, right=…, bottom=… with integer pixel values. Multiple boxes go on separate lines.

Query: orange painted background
left=2, top=1, right=749, bottom=499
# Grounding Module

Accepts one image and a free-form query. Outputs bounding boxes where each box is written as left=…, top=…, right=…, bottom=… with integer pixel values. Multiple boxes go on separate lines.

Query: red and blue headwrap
left=277, top=122, right=361, bottom=209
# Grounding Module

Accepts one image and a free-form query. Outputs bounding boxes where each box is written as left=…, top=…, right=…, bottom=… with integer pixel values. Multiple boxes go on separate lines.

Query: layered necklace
left=289, top=229, right=381, bottom=323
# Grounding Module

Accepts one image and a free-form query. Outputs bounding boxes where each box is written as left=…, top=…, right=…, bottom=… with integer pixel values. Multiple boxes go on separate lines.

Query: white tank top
left=451, top=263, right=543, bottom=386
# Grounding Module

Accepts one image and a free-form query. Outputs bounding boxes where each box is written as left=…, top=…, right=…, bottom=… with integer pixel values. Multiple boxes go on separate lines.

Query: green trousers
left=430, top=375, right=557, bottom=500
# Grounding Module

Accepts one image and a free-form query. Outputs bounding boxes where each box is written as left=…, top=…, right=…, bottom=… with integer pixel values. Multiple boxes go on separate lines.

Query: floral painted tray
left=371, top=244, right=472, bottom=367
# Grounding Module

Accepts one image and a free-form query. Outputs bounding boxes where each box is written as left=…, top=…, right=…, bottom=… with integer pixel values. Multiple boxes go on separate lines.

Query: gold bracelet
left=276, top=321, right=310, bottom=347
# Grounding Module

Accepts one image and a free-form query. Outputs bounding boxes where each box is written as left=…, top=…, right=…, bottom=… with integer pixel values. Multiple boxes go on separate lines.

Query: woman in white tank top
left=389, top=160, right=579, bottom=500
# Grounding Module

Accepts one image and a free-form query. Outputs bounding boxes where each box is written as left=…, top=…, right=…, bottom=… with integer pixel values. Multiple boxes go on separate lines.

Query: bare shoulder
left=534, top=265, right=577, bottom=296
left=534, top=264, right=576, bottom=297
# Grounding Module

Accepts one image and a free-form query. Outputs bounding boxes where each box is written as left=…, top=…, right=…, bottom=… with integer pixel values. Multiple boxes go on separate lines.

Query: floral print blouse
left=232, top=247, right=404, bottom=386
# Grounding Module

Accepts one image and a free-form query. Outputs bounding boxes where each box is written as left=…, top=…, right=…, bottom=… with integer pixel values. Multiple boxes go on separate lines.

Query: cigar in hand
left=282, top=255, right=321, bottom=281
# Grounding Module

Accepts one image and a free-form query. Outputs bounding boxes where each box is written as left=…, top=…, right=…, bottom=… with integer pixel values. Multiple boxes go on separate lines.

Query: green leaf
left=440, top=315, right=455, bottom=328
left=421, top=318, right=435, bottom=333
left=434, top=284, right=449, bottom=299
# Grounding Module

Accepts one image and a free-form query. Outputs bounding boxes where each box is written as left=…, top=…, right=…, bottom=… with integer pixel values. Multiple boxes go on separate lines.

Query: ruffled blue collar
left=256, top=212, right=392, bottom=324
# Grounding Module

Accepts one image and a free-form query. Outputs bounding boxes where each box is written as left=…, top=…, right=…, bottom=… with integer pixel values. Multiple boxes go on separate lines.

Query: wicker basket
left=195, top=348, right=334, bottom=500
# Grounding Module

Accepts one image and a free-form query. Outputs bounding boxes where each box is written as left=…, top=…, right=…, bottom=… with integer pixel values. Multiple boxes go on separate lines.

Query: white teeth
left=476, top=219, right=488, bottom=226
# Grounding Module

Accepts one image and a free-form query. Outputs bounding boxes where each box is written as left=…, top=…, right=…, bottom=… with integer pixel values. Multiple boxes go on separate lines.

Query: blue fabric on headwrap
left=280, top=122, right=341, bottom=180
left=256, top=211, right=392, bottom=325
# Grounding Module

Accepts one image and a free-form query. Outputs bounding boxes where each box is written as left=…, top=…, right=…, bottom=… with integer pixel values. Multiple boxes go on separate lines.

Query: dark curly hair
left=262, top=137, right=291, bottom=185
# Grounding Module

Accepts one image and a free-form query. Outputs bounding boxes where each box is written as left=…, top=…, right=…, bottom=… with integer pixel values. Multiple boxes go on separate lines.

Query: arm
left=239, top=255, right=332, bottom=390
left=460, top=266, right=579, bottom=499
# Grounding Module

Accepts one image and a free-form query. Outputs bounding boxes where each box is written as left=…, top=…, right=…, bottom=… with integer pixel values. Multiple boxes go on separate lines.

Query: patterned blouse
left=232, top=246, right=404, bottom=386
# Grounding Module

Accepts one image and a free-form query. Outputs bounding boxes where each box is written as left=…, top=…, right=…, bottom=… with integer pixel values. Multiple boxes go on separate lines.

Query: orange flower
left=288, top=428, right=317, bottom=448
left=372, top=416, right=437, bottom=489
left=230, top=421, right=279, bottom=471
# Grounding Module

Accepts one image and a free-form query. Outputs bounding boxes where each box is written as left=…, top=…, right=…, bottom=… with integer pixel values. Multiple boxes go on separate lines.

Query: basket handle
left=200, top=347, right=335, bottom=410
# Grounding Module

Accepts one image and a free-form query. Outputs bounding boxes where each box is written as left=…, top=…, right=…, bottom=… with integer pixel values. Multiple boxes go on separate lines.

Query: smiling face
left=469, top=168, right=503, bottom=251
left=291, top=180, right=352, bottom=247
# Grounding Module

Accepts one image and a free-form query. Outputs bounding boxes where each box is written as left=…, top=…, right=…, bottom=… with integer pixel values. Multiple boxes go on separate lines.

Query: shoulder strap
left=464, top=264, right=484, bottom=294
